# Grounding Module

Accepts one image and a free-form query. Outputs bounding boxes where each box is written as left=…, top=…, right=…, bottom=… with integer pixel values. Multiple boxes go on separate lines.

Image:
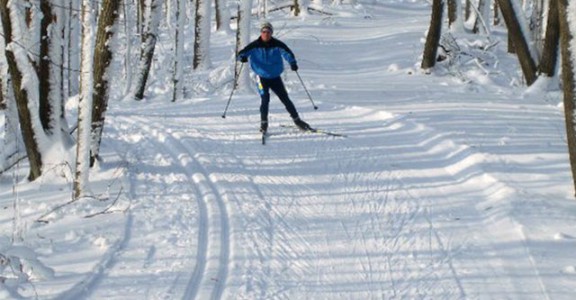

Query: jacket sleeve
left=237, top=48, right=248, bottom=61
left=237, top=40, right=257, bottom=61
left=277, top=41, right=297, bottom=65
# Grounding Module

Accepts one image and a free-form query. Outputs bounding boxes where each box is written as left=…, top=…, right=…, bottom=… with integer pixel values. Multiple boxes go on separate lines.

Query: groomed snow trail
left=85, top=2, right=561, bottom=299
left=88, top=96, right=550, bottom=299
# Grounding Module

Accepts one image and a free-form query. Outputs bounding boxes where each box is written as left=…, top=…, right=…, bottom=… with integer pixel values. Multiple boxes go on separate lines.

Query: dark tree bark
left=293, top=0, right=301, bottom=16
left=494, top=0, right=501, bottom=26
left=0, top=0, right=43, bottom=180
left=90, top=0, right=121, bottom=166
left=421, top=0, right=444, bottom=70
left=0, top=77, right=4, bottom=110
left=538, top=0, right=559, bottom=77
left=465, top=0, right=472, bottom=21
left=39, top=1, right=55, bottom=132
left=447, top=0, right=457, bottom=28
left=496, top=0, right=537, bottom=85
left=558, top=0, right=576, bottom=196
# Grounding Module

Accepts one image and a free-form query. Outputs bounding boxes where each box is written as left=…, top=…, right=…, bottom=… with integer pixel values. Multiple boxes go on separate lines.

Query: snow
left=2, top=1, right=576, bottom=299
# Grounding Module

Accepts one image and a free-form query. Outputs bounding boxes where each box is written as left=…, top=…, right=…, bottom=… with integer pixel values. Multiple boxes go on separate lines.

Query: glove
left=290, top=64, right=298, bottom=71
left=240, top=56, right=248, bottom=63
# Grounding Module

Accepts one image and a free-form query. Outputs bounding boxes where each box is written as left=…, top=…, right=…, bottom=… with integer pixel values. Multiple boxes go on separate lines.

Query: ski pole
left=295, top=71, right=318, bottom=110
left=222, top=63, right=244, bottom=118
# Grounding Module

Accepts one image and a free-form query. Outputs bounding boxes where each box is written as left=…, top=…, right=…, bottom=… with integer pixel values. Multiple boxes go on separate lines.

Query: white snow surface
left=2, top=1, right=576, bottom=299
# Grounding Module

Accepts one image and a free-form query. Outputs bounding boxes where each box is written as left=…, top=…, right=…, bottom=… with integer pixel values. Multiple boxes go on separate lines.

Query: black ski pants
left=258, top=76, right=299, bottom=122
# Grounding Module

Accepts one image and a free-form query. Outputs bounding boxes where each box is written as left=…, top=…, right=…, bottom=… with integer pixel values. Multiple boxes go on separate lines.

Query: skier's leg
left=258, top=77, right=271, bottom=123
left=269, top=77, right=299, bottom=120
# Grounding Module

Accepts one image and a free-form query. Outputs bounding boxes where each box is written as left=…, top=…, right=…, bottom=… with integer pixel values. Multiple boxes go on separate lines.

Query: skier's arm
left=277, top=42, right=297, bottom=70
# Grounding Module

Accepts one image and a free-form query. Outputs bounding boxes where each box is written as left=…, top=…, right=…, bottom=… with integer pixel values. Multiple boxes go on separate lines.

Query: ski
left=279, top=124, right=347, bottom=137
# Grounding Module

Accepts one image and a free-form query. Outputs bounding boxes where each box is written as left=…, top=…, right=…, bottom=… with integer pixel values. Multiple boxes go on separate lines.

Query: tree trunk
left=0, top=0, right=43, bottom=180
left=465, top=0, right=472, bottom=21
left=90, top=0, right=122, bottom=165
left=0, top=77, right=4, bottom=110
left=193, top=0, right=212, bottom=69
left=494, top=0, right=501, bottom=25
left=236, top=0, right=252, bottom=91
left=447, top=0, right=458, bottom=29
left=538, top=0, right=559, bottom=77
left=67, top=0, right=82, bottom=97
left=39, top=1, right=56, bottom=132
left=558, top=0, right=576, bottom=196
left=133, top=0, right=163, bottom=100
left=294, top=0, right=301, bottom=16
left=529, top=0, right=545, bottom=54
left=39, top=1, right=68, bottom=141
left=75, top=0, right=96, bottom=198
left=172, top=0, right=185, bottom=102
left=215, top=0, right=230, bottom=31
left=421, top=0, right=444, bottom=70
left=473, top=0, right=490, bottom=35
left=496, top=0, right=538, bottom=85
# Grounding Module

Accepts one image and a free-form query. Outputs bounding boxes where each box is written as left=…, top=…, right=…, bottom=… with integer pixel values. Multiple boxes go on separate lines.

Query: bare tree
left=538, top=0, right=559, bottom=77
left=558, top=0, right=576, bottom=196
left=74, top=0, right=97, bottom=198
left=496, top=0, right=538, bottom=85
left=236, top=0, right=252, bottom=91
left=447, top=0, right=458, bottom=29
left=215, top=0, right=231, bottom=31
left=133, top=0, right=164, bottom=100
left=494, top=0, right=501, bottom=26
left=529, top=0, right=545, bottom=54
left=421, top=0, right=444, bottom=70
left=193, top=0, right=212, bottom=69
left=0, top=77, right=4, bottom=110
left=90, top=0, right=122, bottom=165
left=0, top=0, right=44, bottom=180
left=473, top=0, right=490, bottom=34
left=66, top=0, right=82, bottom=98
left=172, top=0, right=186, bottom=102
left=40, top=0, right=71, bottom=143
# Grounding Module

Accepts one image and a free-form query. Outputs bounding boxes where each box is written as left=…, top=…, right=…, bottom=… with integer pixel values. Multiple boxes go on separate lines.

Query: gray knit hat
left=260, top=21, right=273, bottom=33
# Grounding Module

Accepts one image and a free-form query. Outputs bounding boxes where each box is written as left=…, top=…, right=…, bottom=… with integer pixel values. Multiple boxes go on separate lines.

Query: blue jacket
left=238, top=37, right=297, bottom=79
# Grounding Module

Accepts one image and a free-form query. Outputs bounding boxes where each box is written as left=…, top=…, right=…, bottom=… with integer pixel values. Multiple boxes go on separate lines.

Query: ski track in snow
left=82, top=94, right=552, bottom=299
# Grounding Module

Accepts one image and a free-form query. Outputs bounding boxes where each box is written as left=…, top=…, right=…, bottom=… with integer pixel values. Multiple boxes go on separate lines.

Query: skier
left=237, top=21, right=311, bottom=134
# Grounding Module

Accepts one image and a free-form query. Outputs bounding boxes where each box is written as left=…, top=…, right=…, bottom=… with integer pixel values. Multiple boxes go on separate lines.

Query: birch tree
left=193, top=0, right=212, bottom=69
left=74, top=0, right=96, bottom=198
left=172, top=0, right=186, bottom=102
left=558, top=0, right=576, bottom=196
left=134, top=0, right=164, bottom=100
left=236, top=0, right=252, bottom=91
left=215, top=0, right=231, bottom=31
left=66, top=0, right=82, bottom=98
